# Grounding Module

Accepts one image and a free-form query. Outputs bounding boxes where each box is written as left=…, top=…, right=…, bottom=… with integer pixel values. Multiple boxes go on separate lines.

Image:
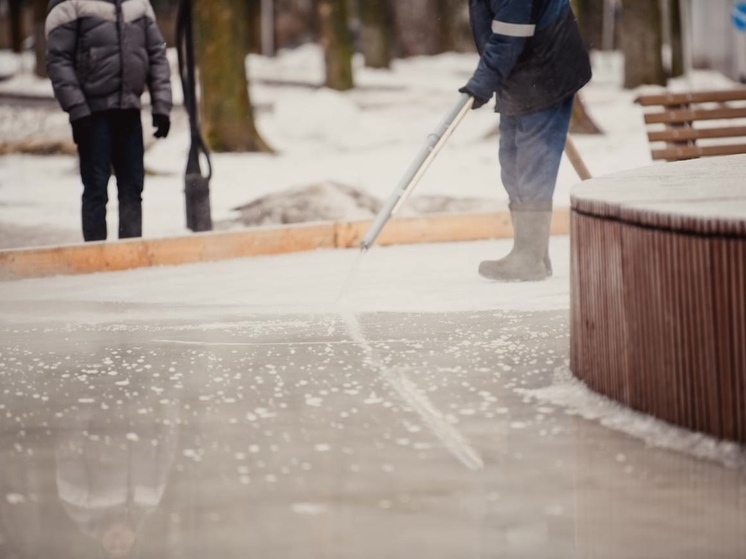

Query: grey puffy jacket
left=45, top=0, right=172, bottom=122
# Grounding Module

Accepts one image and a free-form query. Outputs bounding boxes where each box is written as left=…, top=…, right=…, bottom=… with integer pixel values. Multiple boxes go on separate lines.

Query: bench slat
left=647, top=125, right=746, bottom=142
left=651, top=143, right=746, bottom=161
left=637, top=89, right=746, bottom=106
left=643, top=107, right=746, bottom=124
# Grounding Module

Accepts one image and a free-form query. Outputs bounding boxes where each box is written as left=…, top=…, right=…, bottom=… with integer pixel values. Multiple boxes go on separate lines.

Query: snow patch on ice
left=5, top=493, right=25, bottom=504
left=290, top=502, right=328, bottom=516
left=519, top=366, right=746, bottom=470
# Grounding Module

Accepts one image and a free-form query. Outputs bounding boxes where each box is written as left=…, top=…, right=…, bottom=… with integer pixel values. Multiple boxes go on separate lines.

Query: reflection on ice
left=55, top=398, right=179, bottom=558
left=0, top=311, right=744, bottom=557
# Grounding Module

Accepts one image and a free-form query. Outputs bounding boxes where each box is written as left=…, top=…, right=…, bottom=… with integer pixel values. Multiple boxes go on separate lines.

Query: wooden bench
left=636, top=88, right=746, bottom=162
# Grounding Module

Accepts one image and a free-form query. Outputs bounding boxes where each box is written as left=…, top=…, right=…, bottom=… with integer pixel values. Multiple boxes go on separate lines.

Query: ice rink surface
left=1, top=238, right=745, bottom=558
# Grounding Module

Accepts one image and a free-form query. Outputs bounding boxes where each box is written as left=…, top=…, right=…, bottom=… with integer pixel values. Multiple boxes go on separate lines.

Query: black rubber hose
left=176, top=0, right=213, bottom=231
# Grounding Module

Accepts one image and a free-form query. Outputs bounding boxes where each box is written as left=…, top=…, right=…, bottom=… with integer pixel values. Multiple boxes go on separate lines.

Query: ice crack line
left=339, top=311, right=484, bottom=472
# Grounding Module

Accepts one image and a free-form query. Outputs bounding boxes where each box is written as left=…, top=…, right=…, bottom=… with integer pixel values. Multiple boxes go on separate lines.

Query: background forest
left=0, top=0, right=698, bottom=151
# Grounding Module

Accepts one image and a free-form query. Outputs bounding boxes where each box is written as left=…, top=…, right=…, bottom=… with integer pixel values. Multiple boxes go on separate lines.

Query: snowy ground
left=2, top=238, right=746, bottom=557
left=3, top=46, right=738, bottom=248
left=2, top=47, right=746, bottom=557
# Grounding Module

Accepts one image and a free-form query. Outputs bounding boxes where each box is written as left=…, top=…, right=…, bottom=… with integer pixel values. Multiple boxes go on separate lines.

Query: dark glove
left=71, top=116, right=93, bottom=145
left=459, top=85, right=490, bottom=110
left=153, top=114, right=171, bottom=139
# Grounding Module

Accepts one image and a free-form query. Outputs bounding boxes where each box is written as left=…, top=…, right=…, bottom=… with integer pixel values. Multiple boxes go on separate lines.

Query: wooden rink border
left=570, top=154, right=746, bottom=445
left=0, top=209, right=570, bottom=281
left=571, top=209, right=746, bottom=444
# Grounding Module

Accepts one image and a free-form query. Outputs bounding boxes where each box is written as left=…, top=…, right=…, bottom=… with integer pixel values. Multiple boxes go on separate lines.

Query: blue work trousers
left=77, top=109, right=145, bottom=242
left=498, top=95, right=574, bottom=211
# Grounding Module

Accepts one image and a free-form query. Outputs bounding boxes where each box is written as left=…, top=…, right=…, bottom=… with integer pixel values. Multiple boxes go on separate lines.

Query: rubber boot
left=479, top=210, right=552, bottom=281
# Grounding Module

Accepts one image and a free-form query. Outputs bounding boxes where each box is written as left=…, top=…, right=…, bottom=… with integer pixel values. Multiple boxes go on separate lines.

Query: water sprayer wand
left=359, top=93, right=474, bottom=252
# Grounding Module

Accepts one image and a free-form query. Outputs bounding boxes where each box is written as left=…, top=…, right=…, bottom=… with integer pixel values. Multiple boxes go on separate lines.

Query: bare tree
left=245, top=0, right=262, bottom=54
left=435, top=0, right=458, bottom=53
left=193, top=0, right=271, bottom=152
left=392, top=0, right=470, bottom=56
left=668, top=0, right=685, bottom=78
left=359, top=0, right=393, bottom=69
left=391, top=0, right=438, bottom=57
left=317, top=0, right=354, bottom=90
left=8, top=0, right=24, bottom=53
left=33, top=0, right=47, bottom=78
left=572, top=0, right=606, bottom=50
left=621, top=0, right=665, bottom=88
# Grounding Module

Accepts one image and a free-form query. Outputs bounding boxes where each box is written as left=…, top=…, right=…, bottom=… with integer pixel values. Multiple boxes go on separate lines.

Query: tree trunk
left=621, top=0, right=665, bottom=88
left=194, top=0, right=271, bottom=152
left=668, top=0, right=684, bottom=78
left=359, top=0, right=392, bottom=69
left=245, top=0, right=262, bottom=54
left=435, top=0, right=457, bottom=53
left=8, top=0, right=24, bottom=53
left=391, top=0, right=438, bottom=57
left=317, top=0, right=354, bottom=90
left=33, top=0, right=47, bottom=78
left=572, top=0, right=605, bottom=50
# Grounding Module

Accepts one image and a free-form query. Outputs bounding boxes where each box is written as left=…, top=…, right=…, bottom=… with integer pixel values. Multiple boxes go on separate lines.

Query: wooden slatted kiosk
left=636, top=88, right=746, bottom=162
left=570, top=155, right=746, bottom=443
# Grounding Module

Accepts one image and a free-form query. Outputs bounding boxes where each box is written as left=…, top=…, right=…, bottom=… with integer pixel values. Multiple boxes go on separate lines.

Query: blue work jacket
left=466, top=0, right=591, bottom=115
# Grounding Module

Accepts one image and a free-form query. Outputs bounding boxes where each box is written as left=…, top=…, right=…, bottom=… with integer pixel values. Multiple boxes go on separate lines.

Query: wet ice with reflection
left=0, top=310, right=745, bottom=558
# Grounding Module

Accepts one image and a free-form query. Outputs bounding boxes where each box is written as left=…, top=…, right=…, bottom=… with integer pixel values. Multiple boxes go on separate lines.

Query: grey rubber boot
left=479, top=210, right=552, bottom=281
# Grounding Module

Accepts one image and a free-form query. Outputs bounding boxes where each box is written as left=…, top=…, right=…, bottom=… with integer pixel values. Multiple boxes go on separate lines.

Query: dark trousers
left=498, top=95, right=574, bottom=211
left=77, top=110, right=145, bottom=242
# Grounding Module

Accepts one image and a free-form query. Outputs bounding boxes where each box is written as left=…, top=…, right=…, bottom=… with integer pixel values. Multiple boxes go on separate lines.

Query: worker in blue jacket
left=460, top=0, right=591, bottom=281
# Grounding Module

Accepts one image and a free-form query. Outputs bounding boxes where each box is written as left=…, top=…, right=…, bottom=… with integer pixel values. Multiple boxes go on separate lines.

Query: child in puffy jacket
left=461, top=0, right=591, bottom=281
left=46, top=0, right=173, bottom=242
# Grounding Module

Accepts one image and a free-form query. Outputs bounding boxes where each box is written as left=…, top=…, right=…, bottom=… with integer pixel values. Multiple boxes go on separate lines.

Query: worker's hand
left=71, top=116, right=93, bottom=145
left=459, top=85, right=490, bottom=110
left=153, top=114, right=171, bottom=139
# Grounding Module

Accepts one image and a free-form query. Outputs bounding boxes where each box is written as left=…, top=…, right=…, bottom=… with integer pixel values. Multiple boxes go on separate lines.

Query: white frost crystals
left=518, top=366, right=746, bottom=470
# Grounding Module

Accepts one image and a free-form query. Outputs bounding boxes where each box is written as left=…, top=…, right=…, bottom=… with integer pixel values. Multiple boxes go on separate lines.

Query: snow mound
left=228, top=181, right=379, bottom=225
left=222, top=181, right=503, bottom=227
left=519, top=366, right=746, bottom=470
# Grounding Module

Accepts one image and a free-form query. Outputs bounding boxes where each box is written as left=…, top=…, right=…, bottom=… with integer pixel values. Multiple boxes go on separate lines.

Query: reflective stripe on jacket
left=466, top=0, right=591, bottom=116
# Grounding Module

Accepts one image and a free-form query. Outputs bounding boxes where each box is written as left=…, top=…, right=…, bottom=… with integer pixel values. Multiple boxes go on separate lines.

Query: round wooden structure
left=570, top=155, right=746, bottom=443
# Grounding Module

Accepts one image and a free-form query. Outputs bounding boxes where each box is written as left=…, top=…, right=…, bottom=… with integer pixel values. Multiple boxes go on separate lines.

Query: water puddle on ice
left=335, top=252, right=483, bottom=471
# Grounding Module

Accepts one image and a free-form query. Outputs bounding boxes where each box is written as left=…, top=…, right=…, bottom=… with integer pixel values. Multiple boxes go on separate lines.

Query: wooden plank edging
left=0, top=209, right=569, bottom=281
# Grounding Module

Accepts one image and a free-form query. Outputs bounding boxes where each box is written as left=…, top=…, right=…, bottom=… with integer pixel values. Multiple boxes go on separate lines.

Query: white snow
left=0, top=46, right=698, bottom=317
left=1, top=46, right=740, bottom=242
left=2, top=45, right=745, bottom=467
left=519, top=366, right=746, bottom=470
left=0, top=47, right=654, bottom=242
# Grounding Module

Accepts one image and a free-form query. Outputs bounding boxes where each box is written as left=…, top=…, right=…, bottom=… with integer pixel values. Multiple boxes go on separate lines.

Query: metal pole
left=360, top=93, right=474, bottom=251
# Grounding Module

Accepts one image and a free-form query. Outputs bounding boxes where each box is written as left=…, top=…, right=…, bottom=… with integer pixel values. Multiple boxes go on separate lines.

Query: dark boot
left=82, top=200, right=107, bottom=241
left=479, top=210, right=552, bottom=281
left=118, top=199, right=142, bottom=239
